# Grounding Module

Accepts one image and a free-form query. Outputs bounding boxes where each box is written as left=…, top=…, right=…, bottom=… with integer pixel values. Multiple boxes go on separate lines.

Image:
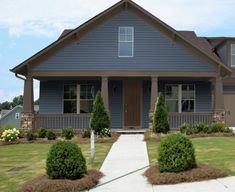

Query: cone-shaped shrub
left=153, top=92, right=169, bottom=133
left=158, top=133, right=196, bottom=172
left=46, top=141, right=87, bottom=179
left=90, top=91, right=110, bottom=135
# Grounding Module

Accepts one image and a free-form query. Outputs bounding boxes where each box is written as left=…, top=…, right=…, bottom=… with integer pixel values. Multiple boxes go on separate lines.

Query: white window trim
left=118, top=26, right=134, bottom=57
left=231, top=44, right=235, bottom=67
left=165, top=84, right=196, bottom=113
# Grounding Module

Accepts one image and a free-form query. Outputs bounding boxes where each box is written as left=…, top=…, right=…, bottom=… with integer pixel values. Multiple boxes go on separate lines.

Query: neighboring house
left=0, top=109, right=11, bottom=118
left=0, top=106, right=22, bottom=128
left=10, top=0, right=235, bottom=130
left=0, top=105, right=39, bottom=128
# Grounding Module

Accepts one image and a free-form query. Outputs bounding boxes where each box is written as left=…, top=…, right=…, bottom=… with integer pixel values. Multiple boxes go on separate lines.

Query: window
left=231, top=44, right=235, bottom=66
left=63, top=85, right=95, bottom=114
left=15, top=113, right=20, bottom=119
left=118, top=27, right=134, bottom=57
left=165, top=84, right=195, bottom=112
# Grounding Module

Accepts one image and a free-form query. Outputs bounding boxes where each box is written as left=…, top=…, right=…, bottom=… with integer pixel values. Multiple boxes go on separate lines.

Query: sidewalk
left=90, top=134, right=235, bottom=192
left=90, top=134, right=153, bottom=192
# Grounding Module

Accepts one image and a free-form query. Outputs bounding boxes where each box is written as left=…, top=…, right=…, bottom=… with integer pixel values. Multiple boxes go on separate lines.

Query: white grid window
left=165, top=84, right=195, bottom=112
left=118, top=27, right=134, bottom=57
left=231, top=44, right=235, bottom=66
left=63, top=85, right=95, bottom=114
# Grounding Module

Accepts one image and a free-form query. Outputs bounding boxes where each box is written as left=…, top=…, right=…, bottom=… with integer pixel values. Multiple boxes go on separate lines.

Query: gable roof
left=11, top=0, right=232, bottom=75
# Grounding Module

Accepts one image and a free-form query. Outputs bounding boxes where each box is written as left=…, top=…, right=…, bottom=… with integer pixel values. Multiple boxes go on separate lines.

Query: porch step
left=113, top=129, right=147, bottom=134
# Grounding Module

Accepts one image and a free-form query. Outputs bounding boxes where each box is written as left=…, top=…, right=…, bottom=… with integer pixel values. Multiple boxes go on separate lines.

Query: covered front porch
left=21, top=72, right=223, bottom=130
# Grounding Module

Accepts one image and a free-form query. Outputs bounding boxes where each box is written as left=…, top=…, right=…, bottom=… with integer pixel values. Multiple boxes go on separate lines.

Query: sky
left=1, top=0, right=235, bottom=103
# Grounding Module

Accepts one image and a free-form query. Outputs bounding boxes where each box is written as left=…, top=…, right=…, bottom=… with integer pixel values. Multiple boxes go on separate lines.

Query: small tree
left=90, top=91, right=110, bottom=135
left=153, top=92, right=169, bottom=133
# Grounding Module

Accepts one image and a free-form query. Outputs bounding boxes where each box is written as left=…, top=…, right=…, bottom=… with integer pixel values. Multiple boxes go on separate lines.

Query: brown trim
left=31, top=71, right=217, bottom=78
left=23, top=76, right=34, bottom=113
left=11, top=0, right=231, bottom=76
left=150, top=76, right=158, bottom=112
left=101, top=76, right=109, bottom=112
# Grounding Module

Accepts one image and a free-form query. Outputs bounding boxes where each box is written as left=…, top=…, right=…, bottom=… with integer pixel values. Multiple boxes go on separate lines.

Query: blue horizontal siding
left=0, top=106, right=22, bottom=128
left=33, top=11, right=215, bottom=72
left=109, top=80, right=123, bottom=128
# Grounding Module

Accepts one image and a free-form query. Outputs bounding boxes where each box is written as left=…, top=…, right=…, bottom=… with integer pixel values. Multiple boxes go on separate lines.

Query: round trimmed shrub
left=62, top=128, right=75, bottom=140
left=37, top=128, right=47, bottom=138
left=26, top=132, right=36, bottom=141
left=47, top=130, right=56, bottom=140
left=46, top=141, right=87, bottom=179
left=158, top=133, right=196, bottom=172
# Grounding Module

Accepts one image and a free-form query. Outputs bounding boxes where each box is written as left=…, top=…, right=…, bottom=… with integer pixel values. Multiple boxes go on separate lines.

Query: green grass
left=0, top=143, right=112, bottom=192
left=147, top=137, right=235, bottom=175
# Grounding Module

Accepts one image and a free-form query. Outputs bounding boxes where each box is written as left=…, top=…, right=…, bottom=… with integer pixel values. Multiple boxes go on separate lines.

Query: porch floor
left=113, top=129, right=147, bottom=134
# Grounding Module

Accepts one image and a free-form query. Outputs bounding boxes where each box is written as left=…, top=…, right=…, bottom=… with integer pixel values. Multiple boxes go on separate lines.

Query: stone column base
left=148, top=112, right=154, bottom=130
left=21, top=112, right=34, bottom=131
left=213, top=110, right=225, bottom=123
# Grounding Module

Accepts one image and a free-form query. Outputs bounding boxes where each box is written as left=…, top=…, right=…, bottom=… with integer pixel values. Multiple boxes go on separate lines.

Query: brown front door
left=224, top=93, right=235, bottom=126
left=124, top=79, right=141, bottom=128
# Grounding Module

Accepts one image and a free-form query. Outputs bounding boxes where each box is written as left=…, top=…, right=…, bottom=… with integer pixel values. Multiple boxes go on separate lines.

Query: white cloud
left=0, top=88, right=22, bottom=103
left=0, top=0, right=235, bottom=37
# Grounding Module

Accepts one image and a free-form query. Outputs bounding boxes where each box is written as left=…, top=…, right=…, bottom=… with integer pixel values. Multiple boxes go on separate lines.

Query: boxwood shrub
left=47, top=130, right=56, bottom=140
left=37, top=128, right=47, bottom=138
left=180, top=122, right=232, bottom=135
left=158, top=133, right=196, bottom=172
left=26, top=132, right=37, bottom=141
left=62, top=128, right=75, bottom=140
left=46, top=141, right=87, bottom=179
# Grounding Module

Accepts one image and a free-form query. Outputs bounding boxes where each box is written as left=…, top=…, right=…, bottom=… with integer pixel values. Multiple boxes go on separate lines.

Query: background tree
left=0, top=101, right=11, bottom=110
left=153, top=92, right=169, bottom=133
left=11, top=95, right=23, bottom=108
left=90, top=91, right=110, bottom=134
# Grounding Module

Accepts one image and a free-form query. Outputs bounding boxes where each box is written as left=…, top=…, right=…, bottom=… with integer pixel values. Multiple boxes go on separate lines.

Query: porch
left=21, top=73, right=223, bottom=130
left=34, top=112, right=214, bottom=130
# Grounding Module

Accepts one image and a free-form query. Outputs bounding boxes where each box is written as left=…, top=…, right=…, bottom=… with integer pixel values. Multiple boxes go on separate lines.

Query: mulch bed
left=0, top=138, right=57, bottom=146
left=18, top=170, right=103, bottom=192
left=144, top=164, right=227, bottom=185
left=187, top=132, right=235, bottom=138
left=144, top=131, right=161, bottom=142
left=77, top=132, right=120, bottom=144
left=0, top=132, right=120, bottom=146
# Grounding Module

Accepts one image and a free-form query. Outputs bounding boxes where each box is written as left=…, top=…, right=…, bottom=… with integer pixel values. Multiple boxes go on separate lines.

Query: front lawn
left=147, top=137, right=235, bottom=175
left=0, top=143, right=112, bottom=192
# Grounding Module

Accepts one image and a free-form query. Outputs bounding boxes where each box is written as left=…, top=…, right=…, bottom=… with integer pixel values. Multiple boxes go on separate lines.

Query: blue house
left=11, top=0, right=235, bottom=130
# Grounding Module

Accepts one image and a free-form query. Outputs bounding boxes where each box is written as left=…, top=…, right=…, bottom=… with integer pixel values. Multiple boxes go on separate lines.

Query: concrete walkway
left=90, top=134, right=235, bottom=192
left=90, top=134, right=152, bottom=192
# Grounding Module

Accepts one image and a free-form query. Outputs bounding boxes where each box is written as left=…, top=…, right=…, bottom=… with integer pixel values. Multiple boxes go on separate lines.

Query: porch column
left=21, top=76, right=34, bottom=130
left=150, top=76, right=158, bottom=113
left=213, top=76, right=225, bottom=122
left=101, top=76, right=109, bottom=112
left=149, top=76, right=158, bottom=129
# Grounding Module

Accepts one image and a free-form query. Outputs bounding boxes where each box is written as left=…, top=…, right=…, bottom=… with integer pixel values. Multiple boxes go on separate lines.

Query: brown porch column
left=101, top=76, right=109, bottom=112
left=149, top=76, right=158, bottom=129
left=213, top=76, right=225, bottom=122
left=150, top=76, right=158, bottom=112
left=21, top=76, right=34, bottom=130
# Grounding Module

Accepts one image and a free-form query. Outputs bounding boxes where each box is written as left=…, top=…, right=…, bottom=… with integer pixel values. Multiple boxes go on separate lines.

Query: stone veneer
left=21, top=112, right=34, bottom=130
left=213, top=110, right=225, bottom=123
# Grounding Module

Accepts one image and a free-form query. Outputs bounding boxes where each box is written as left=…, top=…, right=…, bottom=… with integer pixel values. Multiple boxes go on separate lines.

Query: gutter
left=15, top=73, right=26, bottom=81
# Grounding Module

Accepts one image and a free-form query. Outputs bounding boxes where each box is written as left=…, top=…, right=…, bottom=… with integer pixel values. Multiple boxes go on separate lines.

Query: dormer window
left=231, top=44, right=235, bottom=66
left=118, top=27, right=134, bottom=57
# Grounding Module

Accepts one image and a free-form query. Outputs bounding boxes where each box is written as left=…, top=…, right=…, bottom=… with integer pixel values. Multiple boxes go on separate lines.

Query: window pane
left=165, top=100, right=178, bottom=112
left=165, top=85, right=178, bottom=99
left=119, top=42, right=132, bottom=56
left=126, top=27, right=133, bottom=35
left=181, top=100, right=194, bottom=112
left=119, top=34, right=125, bottom=41
left=80, top=100, right=93, bottom=113
left=64, top=100, right=76, bottom=113
left=182, top=85, right=195, bottom=99
left=64, top=85, right=76, bottom=99
left=125, top=34, right=132, bottom=41
left=232, top=44, right=235, bottom=54
left=232, top=55, right=235, bottom=66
